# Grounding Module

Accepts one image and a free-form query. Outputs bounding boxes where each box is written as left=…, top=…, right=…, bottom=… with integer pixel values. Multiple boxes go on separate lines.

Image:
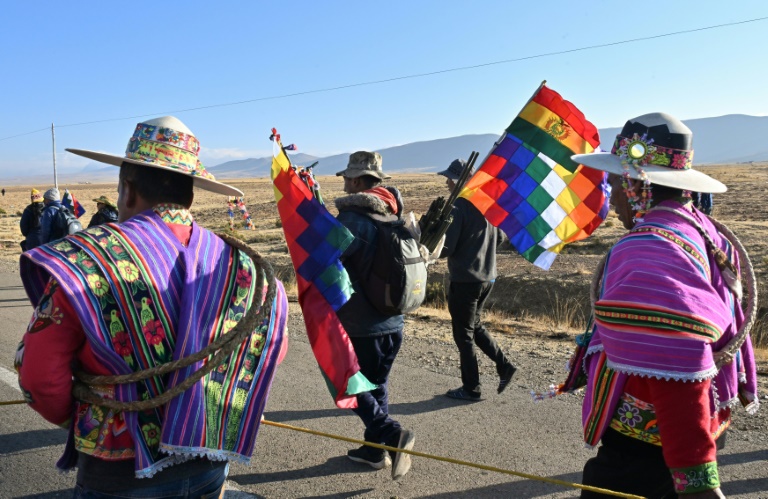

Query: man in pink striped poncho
left=565, top=113, right=758, bottom=498
left=16, top=116, right=288, bottom=498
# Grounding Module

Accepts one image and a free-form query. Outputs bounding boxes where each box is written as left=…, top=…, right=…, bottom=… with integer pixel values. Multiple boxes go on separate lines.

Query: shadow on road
left=418, top=471, right=584, bottom=498
left=724, top=476, right=768, bottom=494
left=0, top=427, right=67, bottom=454
left=223, top=489, right=267, bottom=499
left=15, top=492, right=70, bottom=498
left=719, top=449, right=768, bottom=495
left=266, top=394, right=471, bottom=423
left=300, top=491, right=377, bottom=499
left=719, top=448, right=768, bottom=465
left=234, top=464, right=584, bottom=498
left=233, top=455, right=381, bottom=486
left=0, top=294, right=30, bottom=309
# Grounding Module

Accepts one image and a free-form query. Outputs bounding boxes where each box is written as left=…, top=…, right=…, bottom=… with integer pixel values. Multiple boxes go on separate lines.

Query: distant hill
left=210, top=134, right=500, bottom=178
left=0, top=167, right=118, bottom=185
left=5, top=114, right=767, bottom=184
left=211, top=153, right=321, bottom=177
left=209, top=114, right=768, bottom=179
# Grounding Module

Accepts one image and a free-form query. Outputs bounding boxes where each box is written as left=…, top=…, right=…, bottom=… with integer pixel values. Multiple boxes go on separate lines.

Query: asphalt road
left=1, top=272, right=766, bottom=498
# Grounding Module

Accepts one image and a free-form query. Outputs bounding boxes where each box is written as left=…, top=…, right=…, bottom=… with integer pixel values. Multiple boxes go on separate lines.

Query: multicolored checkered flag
left=460, top=83, right=609, bottom=269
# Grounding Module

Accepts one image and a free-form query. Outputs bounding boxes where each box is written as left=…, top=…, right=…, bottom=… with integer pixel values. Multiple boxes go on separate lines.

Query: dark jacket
left=441, top=197, right=499, bottom=283
left=39, top=201, right=63, bottom=244
left=88, top=207, right=119, bottom=228
left=334, top=187, right=405, bottom=337
left=20, top=203, right=44, bottom=250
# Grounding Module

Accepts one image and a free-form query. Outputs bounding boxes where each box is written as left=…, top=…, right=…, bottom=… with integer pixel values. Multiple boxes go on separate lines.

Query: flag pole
left=51, top=123, right=59, bottom=189
left=519, top=80, right=547, bottom=111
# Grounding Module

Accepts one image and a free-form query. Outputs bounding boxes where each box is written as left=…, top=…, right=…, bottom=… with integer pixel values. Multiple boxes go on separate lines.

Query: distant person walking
left=19, top=189, right=44, bottom=251
left=437, top=159, right=516, bottom=402
left=87, top=195, right=119, bottom=227
left=2, top=188, right=5, bottom=196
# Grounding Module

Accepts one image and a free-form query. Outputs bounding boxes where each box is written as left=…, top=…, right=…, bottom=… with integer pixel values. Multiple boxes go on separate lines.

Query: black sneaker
left=389, top=428, right=416, bottom=480
left=445, top=387, right=482, bottom=402
left=347, top=444, right=391, bottom=470
left=497, top=364, right=517, bottom=394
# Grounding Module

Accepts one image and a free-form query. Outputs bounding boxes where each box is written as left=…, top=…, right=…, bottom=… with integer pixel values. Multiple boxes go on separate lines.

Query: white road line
left=0, top=365, right=21, bottom=392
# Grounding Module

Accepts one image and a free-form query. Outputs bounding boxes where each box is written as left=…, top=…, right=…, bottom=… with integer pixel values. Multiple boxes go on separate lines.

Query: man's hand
left=419, top=234, right=445, bottom=266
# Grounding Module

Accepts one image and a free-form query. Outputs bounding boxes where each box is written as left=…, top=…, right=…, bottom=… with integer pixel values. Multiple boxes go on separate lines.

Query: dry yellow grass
left=1, top=164, right=766, bottom=364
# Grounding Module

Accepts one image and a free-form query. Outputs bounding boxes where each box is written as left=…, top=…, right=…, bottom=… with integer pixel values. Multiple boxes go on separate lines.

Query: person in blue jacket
left=333, top=151, right=415, bottom=480
left=39, top=188, right=64, bottom=244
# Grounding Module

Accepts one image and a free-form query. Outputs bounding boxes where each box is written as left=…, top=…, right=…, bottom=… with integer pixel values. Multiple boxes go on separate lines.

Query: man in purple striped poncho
left=15, top=116, right=288, bottom=498
left=565, top=113, right=758, bottom=498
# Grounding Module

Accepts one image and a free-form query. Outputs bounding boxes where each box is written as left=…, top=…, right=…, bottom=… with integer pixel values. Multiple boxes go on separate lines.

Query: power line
left=2, top=15, right=766, bottom=143
left=1, top=127, right=53, bottom=141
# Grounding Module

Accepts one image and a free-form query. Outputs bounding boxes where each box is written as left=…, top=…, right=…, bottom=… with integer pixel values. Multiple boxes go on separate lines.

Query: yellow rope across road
left=261, top=420, right=644, bottom=499
left=1, top=399, right=642, bottom=498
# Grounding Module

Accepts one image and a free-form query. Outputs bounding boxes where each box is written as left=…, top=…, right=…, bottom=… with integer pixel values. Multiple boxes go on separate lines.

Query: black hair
left=358, top=175, right=382, bottom=190
left=119, top=162, right=194, bottom=207
left=650, top=183, right=685, bottom=206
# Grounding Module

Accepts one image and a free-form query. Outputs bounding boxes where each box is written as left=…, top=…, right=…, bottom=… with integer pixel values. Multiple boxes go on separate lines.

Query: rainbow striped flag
left=460, top=84, right=608, bottom=269
left=271, top=133, right=376, bottom=409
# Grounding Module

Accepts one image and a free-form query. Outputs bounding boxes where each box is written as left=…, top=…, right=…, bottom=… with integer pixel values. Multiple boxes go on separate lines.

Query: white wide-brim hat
left=572, top=112, right=726, bottom=194
left=67, top=116, right=242, bottom=197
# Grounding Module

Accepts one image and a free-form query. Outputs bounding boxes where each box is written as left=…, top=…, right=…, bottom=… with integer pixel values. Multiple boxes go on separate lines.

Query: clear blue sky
left=2, top=1, right=767, bottom=177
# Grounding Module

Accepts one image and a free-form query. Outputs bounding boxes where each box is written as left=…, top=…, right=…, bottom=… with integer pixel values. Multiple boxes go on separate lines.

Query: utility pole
left=51, top=123, right=58, bottom=189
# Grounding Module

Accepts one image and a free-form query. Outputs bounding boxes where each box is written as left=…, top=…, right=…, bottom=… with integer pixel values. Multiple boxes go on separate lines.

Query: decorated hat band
left=125, top=136, right=215, bottom=180
left=133, top=122, right=200, bottom=154
left=611, top=133, right=694, bottom=170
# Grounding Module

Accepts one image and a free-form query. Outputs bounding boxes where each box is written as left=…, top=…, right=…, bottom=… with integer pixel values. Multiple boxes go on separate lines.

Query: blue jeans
left=349, top=330, right=403, bottom=446
left=72, top=463, right=228, bottom=499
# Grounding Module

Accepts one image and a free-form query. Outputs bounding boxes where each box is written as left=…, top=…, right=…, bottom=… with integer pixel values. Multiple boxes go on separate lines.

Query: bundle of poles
left=418, top=151, right=479, bottom=253
left=297, top=161, right=324, bottom=205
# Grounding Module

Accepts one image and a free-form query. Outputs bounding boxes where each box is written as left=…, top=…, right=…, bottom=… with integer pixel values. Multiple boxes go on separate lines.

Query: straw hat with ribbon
left=66, top=116, right=242, bottom=197
left=93, top=195, right=117, bottom=209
